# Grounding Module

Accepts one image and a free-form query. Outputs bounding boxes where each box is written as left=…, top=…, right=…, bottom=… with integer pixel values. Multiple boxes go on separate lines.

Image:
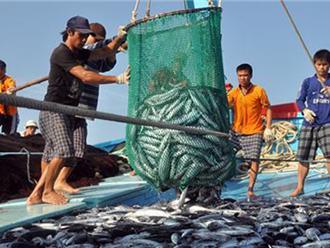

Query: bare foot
left=129, top=170, right=136, bottom=177
left=247, top=191, right=259, bottom=200
left=289, top=189, right=304, bottom=197
left=26, top=192, right=43, bottom=206
left=54, top=182, right=79, bottom=194
left=42, top=191, right=68, bottom=205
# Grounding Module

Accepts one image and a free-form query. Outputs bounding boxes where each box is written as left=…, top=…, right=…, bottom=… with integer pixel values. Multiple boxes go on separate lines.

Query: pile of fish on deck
left=2, top=193, right=330, bottom=248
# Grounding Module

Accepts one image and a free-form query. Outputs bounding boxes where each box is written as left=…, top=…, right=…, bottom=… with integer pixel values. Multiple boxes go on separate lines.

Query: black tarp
left=0, top=134, right=131, bottom=203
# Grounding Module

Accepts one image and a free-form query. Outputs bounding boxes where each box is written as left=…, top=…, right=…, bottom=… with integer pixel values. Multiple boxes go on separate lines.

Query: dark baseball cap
left=66, top=16, right=95, bottom=36
left=90, top=23, right=106, bottom=40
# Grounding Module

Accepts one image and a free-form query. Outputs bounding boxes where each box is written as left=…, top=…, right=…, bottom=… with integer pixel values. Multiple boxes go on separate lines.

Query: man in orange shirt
left=0, top=60, right=18, bottom=135
left=228, top=63, right=273, bottom=199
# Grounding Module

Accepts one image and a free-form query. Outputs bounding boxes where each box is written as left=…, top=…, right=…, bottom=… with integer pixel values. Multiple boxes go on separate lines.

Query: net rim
left=125, top=7, right=222, bottom=31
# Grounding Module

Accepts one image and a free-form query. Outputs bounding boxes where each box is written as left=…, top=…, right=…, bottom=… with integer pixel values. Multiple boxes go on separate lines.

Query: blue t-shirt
left=296, top=74, right=330, bottom=127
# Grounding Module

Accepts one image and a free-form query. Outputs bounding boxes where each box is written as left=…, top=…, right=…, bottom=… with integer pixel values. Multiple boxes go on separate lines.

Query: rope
left=0, top=152, right=43, bottom=157
left=207, top=0, right=215, bottom=7
left=20, top=147, right=36, bottom=185
left=0, top=93, right=229, bottom=138
left=131, top=0, right=141, bottom=22
left=146, top=0, right=151, bottom=17
left=233, top=121, right=327, bottom=180
left=279, top=0, right=327, bottom=90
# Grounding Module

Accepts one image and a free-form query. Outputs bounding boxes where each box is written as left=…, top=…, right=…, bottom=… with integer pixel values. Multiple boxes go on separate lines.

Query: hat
left=25, top=120, right=38, bottom=129
left=90, top=23, right=106, bottom=40
left=66, top=16, right=95, bottom=36
left=225, top=82, right=233, bottom=89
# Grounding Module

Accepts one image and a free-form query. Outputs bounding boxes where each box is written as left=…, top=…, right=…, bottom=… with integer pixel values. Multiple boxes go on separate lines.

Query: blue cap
left=66, top=16, right=95, bottom=36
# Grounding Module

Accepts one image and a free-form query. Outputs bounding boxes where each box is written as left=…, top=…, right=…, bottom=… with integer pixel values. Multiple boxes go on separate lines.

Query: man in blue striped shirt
left=290, top=49, right=330, bottom=197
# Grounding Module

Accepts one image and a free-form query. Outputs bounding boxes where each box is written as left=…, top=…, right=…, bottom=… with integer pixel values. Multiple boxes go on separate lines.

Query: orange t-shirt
left=227, top=84, right=270, bottom=135
left=0, top=76, right=18, bottom=116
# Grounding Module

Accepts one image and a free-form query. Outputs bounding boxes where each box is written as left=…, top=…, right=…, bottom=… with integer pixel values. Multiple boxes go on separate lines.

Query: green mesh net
left=126, top=8, right=236, bottom=191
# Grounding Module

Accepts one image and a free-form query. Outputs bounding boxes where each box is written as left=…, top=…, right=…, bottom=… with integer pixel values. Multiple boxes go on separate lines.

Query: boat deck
left=0, top=174, right=175, bottom=234
left=222, top=165, right=329, bottom=200
left=0, top=166, right=328, bottom=234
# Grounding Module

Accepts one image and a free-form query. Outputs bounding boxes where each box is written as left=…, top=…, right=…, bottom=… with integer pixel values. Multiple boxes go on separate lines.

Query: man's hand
left=263, top=128, right=273, bottom=143
left=117, top=26, right=127, bottom=41
left=116, top=66, right=130, bottom=85
left=6, top=86, right=15, bottom=94
left=321, top=87, right=330, bottom=98
left=303, top=108, right=316, bottom=123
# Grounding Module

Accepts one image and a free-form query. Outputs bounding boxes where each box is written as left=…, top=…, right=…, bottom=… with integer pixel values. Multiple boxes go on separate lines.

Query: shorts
left=230, top=130, right=263, bottom=161
left=41, top=112, right=87, bottom=167
left=297, top=123, right=330, bottom=161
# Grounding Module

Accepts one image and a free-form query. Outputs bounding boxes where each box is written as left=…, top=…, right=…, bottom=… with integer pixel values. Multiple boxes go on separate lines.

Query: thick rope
left=0, top=94, right=229, bottom=138
left=131, top=0, right=141, bottom=22
left=146, top=0, right=151, bottom=17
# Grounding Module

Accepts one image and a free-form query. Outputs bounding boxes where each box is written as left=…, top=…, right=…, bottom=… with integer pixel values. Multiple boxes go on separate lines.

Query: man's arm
left=296, top=79, right=308, bottom=112
left=227, top=90, right=234, bottom=109
left=70, top=65, right=119, bottom=85
left=89, top=27, right=127, bottom=61
left=265, top=107, right=272, bottom=129
left=84, top=39, right=117, bottom=72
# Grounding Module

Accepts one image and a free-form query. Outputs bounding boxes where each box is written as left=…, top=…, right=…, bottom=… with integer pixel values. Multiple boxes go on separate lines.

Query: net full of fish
left=127, top=86, right=236, bottom=191
left=4, top=192, right=330, bottom=247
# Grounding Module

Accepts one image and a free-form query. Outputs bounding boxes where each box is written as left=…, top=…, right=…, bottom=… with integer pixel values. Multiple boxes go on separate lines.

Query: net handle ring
left=126, top=7, right=222, bottom=31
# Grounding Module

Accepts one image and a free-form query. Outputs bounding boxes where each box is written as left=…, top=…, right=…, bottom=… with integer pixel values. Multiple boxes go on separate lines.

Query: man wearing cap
left=20, top=120, right=38, bottom=137
left=0, top=60, right=19, bottom=135
left=52, top=22, right=125, bottom=194
left=27, top=16, right=130, bottom=205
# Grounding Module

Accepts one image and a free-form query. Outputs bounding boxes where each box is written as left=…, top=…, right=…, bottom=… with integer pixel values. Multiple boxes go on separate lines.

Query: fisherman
left=228, top=63, right=273, bottom=199
left=0, top=60, right=19, bottom=135
left=51, top=22, right=126, bottom=194
left=148, top=52, right=189, bottom=91
left=20, top=120, right=38, bottom=137
left=290, top=49, right=330, bottom=197
left=27, top=16, right=130, bottom=205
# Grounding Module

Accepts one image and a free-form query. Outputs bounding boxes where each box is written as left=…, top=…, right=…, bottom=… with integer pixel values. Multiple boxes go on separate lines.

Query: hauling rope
left=126, top=7, right=236, bottom=191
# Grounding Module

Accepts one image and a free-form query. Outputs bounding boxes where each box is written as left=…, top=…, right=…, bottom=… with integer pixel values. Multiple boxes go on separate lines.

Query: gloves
left=303, top=108, right=316, bottom=123
left=263, top=128, right=273, bottom=143
left=321, top=87, right=330, bottom=98
left=117, top=26, right=127, bottom=41
left=116, top=66, right=130, bottom=85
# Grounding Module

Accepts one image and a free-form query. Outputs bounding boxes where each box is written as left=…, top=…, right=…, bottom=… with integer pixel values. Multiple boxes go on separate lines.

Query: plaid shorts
left=297, top=123, right=330, bottom=161
left=41, top=112, right=88, bottom=167
left=230, top=130, right=263, bottom=161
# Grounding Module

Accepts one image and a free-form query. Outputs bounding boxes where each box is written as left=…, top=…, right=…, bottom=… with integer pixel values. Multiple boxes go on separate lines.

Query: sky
left=0, top=0, right=329, bottom=145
